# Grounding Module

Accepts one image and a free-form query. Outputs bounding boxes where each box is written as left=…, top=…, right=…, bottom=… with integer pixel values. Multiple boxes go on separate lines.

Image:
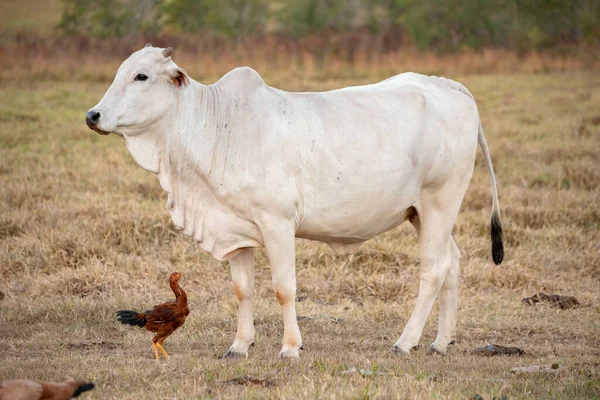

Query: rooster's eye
left=134, top=74, right=148, bottom=81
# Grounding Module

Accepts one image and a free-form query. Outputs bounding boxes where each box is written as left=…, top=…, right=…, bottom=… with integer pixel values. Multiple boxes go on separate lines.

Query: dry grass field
left=1, top=48, right=600, bottom=399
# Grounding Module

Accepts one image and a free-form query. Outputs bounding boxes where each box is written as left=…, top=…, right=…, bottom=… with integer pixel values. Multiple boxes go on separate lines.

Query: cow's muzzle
left=85, top=110, right=110, bottom=135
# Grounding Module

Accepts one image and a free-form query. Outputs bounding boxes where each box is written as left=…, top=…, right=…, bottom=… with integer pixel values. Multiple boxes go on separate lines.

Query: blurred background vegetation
left=0, top=0, right=598, bottom=81
left=56, top=0, right=600, bottom=50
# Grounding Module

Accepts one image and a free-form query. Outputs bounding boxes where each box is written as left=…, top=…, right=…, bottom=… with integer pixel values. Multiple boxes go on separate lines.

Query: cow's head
left=86, top=44, right=190, bottom=136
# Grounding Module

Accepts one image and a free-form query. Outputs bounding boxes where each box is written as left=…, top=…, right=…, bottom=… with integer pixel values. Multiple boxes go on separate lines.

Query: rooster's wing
left=146, top=302, right=184, bottom=324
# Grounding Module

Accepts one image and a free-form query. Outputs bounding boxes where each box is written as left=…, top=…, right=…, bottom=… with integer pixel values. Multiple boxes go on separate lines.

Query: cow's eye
left=134, top=74, right=148, bottom=82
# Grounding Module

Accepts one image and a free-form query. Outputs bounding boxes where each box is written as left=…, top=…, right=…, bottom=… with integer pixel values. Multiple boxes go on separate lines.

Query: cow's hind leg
left=402, top=210, right=461, bottom=354
left=430, top=236, right=460, bottom=354
left=224, top=248, right=256, bottom=359
left=393, top=181, right=468, bottom=355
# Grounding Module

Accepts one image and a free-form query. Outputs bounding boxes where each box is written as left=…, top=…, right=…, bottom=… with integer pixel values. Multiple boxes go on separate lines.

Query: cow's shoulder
left=218, top=66, right=266, bottom=93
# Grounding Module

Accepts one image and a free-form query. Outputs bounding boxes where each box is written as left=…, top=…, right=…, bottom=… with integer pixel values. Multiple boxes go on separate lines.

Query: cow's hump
left=218, top=66, right=265, bottom=92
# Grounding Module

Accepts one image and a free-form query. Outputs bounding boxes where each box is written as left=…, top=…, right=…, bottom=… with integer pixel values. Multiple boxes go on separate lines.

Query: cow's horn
left=163, top=47, right=173, bottom=58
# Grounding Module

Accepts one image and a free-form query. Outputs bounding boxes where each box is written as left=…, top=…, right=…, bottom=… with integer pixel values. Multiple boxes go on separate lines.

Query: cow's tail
left=478, top=121, right=504, bottom=265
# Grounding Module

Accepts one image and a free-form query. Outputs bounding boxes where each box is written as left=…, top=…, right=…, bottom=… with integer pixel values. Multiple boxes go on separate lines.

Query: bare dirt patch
left=522, top=293, right=581, bottom=309
left=65, top=341, right=121, bottom=351
left=222, top=375, right=277, bottom=388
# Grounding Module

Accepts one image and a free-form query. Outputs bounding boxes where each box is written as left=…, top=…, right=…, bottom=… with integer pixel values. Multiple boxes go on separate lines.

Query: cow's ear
left=167, top=66, right=190, bottom=89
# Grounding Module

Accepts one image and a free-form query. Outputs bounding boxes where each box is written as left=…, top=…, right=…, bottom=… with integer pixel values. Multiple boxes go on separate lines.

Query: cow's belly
left=296, top=180, right=420, bottom=255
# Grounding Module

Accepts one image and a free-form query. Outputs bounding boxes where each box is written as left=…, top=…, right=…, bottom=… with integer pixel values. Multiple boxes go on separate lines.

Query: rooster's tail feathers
left=116, top=310, right=147, bottom=327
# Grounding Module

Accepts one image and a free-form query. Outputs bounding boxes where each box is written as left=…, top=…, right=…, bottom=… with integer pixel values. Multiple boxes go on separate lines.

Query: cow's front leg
left=224, top=248, right=255, bottom=359
left=263, top=224, right=302, bottom=359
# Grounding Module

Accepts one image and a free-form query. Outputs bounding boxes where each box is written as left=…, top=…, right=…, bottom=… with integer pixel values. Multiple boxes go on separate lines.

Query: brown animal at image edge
left=0, top=380, right=94, bottom=400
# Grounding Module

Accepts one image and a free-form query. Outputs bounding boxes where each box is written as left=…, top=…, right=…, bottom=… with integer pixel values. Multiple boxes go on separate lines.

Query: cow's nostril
left=86, top=110, right=101, bottom=128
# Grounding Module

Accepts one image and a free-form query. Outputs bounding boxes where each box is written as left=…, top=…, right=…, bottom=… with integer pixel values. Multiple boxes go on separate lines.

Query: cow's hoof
left=392, top=344, right=417, bottom=355
left=428, top=340, right=455, bottom=355
left=222, top=347, right=248, bottom=360
left=427, top=343, right=447, bottom=355
left=278, top=345, right=301, bottom=359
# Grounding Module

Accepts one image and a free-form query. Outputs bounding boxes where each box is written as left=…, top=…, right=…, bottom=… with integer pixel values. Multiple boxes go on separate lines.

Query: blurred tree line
left=59, top=0, right=599, bottom=50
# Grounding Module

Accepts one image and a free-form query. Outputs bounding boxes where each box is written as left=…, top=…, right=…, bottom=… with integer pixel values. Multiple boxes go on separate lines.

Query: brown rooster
left=116, top=272, right=189, bottom=359
left=0, top=379, right=94, bottom=400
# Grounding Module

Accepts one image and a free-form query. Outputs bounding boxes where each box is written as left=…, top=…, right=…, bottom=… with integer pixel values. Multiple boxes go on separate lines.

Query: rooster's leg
left=152, top=342, right=159, bottom=360
left=156, top=343, right=169, bottom=359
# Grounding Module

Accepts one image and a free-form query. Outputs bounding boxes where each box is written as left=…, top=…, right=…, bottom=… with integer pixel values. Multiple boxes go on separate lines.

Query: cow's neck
left=124, top=127, right=164, bottom=174
left=162, top=80, right=224, bottom=177
left=135, top=80, right=225, bottom=234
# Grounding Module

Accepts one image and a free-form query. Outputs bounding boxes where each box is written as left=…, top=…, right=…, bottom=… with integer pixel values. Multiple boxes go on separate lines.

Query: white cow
left=87, top=45, right=503, bottom=359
